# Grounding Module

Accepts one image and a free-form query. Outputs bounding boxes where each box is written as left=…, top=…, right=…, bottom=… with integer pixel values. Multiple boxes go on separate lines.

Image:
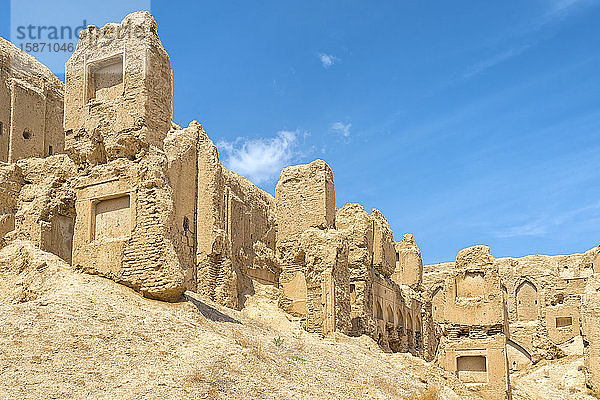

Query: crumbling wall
left=12, top=155, right=75, bottom=264
left=335, top=202, right=429, bottom=353
left=435, top=246, right=511, bottom=400
left=581, top=247, right=600, bottom=392
left=393, top=234, right=423, bottom=288
left=371, top=209, right=396, bottom=277
left=225, top=169, right=277, bottom=289
left=426, top=246, right=596, bottom=368
left=164, top=122, right=200, bottom=291
left=437, top=335, right=510, bottom=400
left=298, top=228, right=350, bottom=336
left=64, top=12, right=173, bottom=165
left=275, top=159, right=335, bottom=254
left=0, top=163, right=23, bottom=245
left=440, top=246, right=504, bottom=327
left=72, top=152, right=185, bottom=302
left=0, top=37, right=64, bottom=163
left=423, top=261, right=456, bottom=293
left=195, top=127, right=231, bottom=305
left=495, top=250, right=594, bottom=361
left=195, top=127, right=276, bottom=309
left=323, top=200, right=429, bottom=354
left=336, top=203, right=374, bottom=336
left=372, top=275, right=426, bottom=355
left=276, top=160, right=336, bottom=316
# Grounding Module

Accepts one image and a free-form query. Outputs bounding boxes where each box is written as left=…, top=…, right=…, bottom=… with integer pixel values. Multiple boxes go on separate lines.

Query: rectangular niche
left=456, top=271, right=485, bottom=299
left=92, top=194, right=131, bottom=241
left=457, top=355, right=488, bottom=383
left=555, top=316, right=573, bottom=328
left=86, top=53, right=124, bottom=103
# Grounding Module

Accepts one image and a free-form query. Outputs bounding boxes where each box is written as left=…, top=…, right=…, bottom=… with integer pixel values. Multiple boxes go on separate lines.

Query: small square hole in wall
left=555, top=316, right=573, bottom=328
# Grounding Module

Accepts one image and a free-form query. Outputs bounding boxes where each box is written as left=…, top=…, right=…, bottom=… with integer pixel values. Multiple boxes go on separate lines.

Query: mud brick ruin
left=0, top=12, right=599, bottom=399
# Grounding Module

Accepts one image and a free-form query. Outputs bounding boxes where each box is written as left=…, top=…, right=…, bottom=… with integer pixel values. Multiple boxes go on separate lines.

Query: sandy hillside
left=0, top=241, right=483, bottom=400
left=511, top=353, right=596, bottom=400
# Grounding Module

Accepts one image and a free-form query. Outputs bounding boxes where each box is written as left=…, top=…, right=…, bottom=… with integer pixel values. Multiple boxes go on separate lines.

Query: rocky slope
left=0, top=241, right=480, bottom=400
left=511, top=354, right=595, bottom=400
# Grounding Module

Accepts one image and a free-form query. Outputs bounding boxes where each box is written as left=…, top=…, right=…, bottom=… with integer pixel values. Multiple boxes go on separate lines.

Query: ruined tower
left=64, top=12, right=173, bottom=164
left=275, top=160, right=351, bottom=336
left=392, top=234, right=423, bottom=288
left=435, top=246, right=511, bottom=400
left=275, top=159, right=336, bottom=255
left=68, top=12, right=185, bottom=302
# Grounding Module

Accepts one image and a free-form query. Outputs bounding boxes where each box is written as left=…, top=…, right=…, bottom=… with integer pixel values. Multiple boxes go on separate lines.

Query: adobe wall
left=71, top=152, right=185, bottom=301
left=373, top=276, right=426, bottom=356
left=195, top=126, right=276, bottom=309
left=434, top=246, right=511, bottom=400
left=298, top=228, right=351, bottom=336
left=0, top=163, right=23, bottom=246
left=64, top=11, right=172, bottom=165
left=425, top=247, right=598, bottom=368
left=336, top=203, right=375, bottom=336
left=393, top=234, right=423, bottom=288
left=0, top=38, right=64, bottom=163
left=275, top=159, right=335, bottom=255
left=582, top=272, right=600, bottom=393
left=276, top=160, right=336, bottom=316
left=371, top=209, right=396, bottom=277
left=437, top=335, right=510, bottom=400
left=12, top=155, right=76, bottom=264
left=164, top=122, right=201, bottom=291
left=335, top=202, right=430, bottom=355
left=497, top=252, right=594, bottom=356
left=438, top=246, right=504, bottom=327
left=61, top=13, right=185, bottom=302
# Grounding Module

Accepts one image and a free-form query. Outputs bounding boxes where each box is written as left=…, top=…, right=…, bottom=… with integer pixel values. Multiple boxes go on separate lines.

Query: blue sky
left=1, top=1, right=599, bottom=264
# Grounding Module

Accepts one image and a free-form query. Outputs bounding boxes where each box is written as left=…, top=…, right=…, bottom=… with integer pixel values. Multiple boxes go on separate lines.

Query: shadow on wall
left=184, top=293, right=241, bottom=324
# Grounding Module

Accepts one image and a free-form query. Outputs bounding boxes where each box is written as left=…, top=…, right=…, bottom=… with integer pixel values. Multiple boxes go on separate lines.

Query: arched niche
left=431, top=286, right=443, bottom=321
left=516, top=280, right=538, bottom=322
left=386, top=305, right=394, bottom=324
left=376, top=300, right=383, bottom=320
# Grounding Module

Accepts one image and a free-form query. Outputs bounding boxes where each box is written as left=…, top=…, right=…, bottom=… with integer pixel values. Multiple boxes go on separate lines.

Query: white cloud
left=494, top=201, right=600, bottom=238
left=463, top=44, right=531, bottom=79
left=217, top=130, right=300, bottom=184
left=494, top=222, right=547, bottom=238
left=549, top=0, right=590, bottom=15
left=461, top=0, right=595, bottom=80
left=318, top=53, right=339, bottom=68
left=330, top=121, right=351, bottom=138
